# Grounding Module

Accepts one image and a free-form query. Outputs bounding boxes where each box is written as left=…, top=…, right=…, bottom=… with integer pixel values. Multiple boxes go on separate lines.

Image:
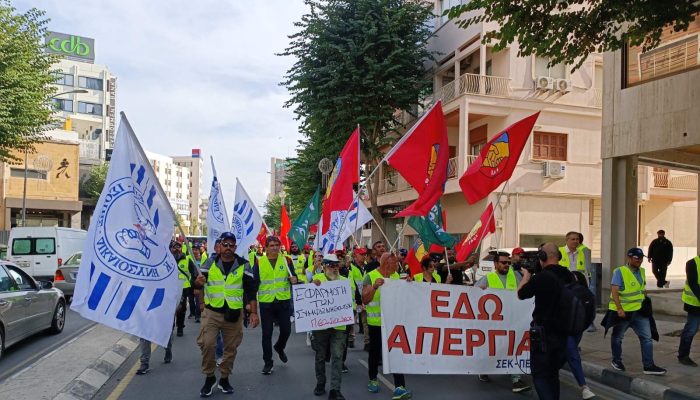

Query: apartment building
left=269, top=157, right=288, bottom=200
left=145, top=151, right=191, bottom=231
left=173, top=149, right=204, bottom=234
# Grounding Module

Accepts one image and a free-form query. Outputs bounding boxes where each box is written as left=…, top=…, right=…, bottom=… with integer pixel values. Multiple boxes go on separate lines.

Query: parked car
left=8, top=227, right=86, bottom=282
left=0, top=245, right=7, bottom=260
left=54, top=252, right=81, bottom=302
left=0, top=260, right=66, bottom=360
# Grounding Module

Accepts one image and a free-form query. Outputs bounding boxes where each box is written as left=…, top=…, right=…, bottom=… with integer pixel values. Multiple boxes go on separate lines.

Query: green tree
left=281, top=0, right=435, bottom=234
left=263, top=195, right=282, bottom=232
left=0, top=2, right=58, bottom=162
left=189, top=219, right=199, bottom=236
left=446, top=1, right=699, bottom=70
left=81, top=162, right=108, bottom=201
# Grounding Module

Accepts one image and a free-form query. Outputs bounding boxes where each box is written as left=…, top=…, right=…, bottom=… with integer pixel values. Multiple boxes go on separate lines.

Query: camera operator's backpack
left=555, top=279, right=596, bottom=336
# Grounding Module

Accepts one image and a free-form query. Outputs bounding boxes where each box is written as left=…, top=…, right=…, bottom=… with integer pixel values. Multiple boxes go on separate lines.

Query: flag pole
left=470, top=182, right=509, bottom=259
left=389, top=219, right=408, bottom=253
left=119, top=112, right=198, bottom=274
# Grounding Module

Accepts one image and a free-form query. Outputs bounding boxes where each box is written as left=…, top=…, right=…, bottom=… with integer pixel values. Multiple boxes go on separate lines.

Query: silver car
left=54, top=251, right=81, bottom=302
left=0, top=260, right=66, bottom=359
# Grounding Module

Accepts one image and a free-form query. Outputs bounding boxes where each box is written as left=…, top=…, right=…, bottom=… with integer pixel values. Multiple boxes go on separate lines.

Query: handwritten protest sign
left=293, top=280, right=354, bottom=333
left=381, top=279, right=534, bottom=375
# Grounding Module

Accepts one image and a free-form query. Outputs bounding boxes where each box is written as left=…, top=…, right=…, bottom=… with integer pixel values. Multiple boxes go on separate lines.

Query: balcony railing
left=651, top=171, right=698, bottom=191
left=79, top=139, right=100, bottom=160
left=440, top=73, right=512, bottom=103
left=379, top=157, right=460, bottom=195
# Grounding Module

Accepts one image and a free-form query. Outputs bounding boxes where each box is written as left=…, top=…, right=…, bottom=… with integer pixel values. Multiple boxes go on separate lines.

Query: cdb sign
left=45, top=31, right=95, bottom=62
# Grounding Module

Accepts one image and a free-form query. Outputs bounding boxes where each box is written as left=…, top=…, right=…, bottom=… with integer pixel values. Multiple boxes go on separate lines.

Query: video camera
left=513, top=250, right=542, bottom=274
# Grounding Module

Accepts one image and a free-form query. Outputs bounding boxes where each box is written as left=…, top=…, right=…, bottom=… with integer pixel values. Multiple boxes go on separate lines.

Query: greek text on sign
left=293, top=280, right=354, bottom=333
left=380, top=279, right=534, bottom=375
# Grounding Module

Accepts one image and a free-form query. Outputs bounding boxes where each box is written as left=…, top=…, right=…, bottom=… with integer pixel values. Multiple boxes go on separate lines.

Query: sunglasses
left=221, top=243, right=236, bottom=248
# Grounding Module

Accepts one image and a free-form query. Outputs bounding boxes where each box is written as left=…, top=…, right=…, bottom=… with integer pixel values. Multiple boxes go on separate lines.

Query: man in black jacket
left=648, top=230, right=673, bottom=288
left=518, top=243, right=573, bottom=400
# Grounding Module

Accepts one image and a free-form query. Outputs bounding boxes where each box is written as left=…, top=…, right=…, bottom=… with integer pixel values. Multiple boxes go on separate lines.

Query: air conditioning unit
left=555, top=78, right=571, bottom=93
left=535, top=76, right=554, bottom=90
left=543, top=161, right=566, bottom=179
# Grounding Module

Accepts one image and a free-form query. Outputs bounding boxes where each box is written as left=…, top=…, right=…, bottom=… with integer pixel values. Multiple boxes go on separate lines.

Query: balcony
left=651, top=170, right=697, bottom=191
left=440, top=73, right=512, bottom=104
left=78, top=139, right=100, bottom=161
left=638, top=167, right=698, bottom=201
left=379, top=157, right=459, bottom=195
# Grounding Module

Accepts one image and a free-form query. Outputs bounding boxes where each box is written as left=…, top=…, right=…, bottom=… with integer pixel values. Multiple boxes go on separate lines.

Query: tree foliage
left=263, top=195, right=283, bottom=232
left=447, top=0, right=699, bottom=70
left=81, top=162, right=108, bottom=201
left=0, top=2, right=58, bottom=162
left=280, top=0, right=435, bottom=230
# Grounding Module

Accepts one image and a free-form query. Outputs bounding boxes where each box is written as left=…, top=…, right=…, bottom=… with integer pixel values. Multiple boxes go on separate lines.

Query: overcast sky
left=17, top=0, right=308, bottom=210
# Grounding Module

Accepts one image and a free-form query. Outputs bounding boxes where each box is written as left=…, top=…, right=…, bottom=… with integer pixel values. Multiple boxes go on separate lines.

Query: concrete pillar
left=71, top=211, right=82, bottom=229
left=458, top=99, right=469, bottom=176
left=601, top=156, right=639, bottom=300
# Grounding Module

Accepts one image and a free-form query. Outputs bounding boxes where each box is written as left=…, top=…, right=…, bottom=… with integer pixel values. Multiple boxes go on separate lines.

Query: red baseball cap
left=353, top=248, right=367, bottom=255
left=512, top=247, right=525, bottom=255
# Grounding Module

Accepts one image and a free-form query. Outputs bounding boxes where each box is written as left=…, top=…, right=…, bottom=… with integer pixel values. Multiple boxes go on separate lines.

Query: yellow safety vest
left=258, top=255, right=292, bottom=303
left=413, top=271, right=442, bottom=283
left=559, top=245, right=587, bottom=272
left=292, top=254, right=308, bottom=283
left=682, top=256, right=700, bottom=307
left=609, top=265, right=646, bottom=312
left=485, top=268, right=517, bottom=291
left=349, top=263, right=364, bottom=288
left=177, top=259, right=191, bottom=289
left=200, top=251, right=208, bottom=264
left=366, top=269, right=400, bottom=326
left=203, top=261, right=244, bottom=310
left=313, top=273, right=356, bottom=328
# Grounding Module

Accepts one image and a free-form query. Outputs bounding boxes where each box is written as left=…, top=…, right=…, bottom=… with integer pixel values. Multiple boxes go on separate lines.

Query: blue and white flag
left=207, top=157, right=230, bottom=255
left=71, top=113, right=181, bottom=347
left=231, top=178, right=263, bottom=257
left=315, top=193, right=373, bottom=254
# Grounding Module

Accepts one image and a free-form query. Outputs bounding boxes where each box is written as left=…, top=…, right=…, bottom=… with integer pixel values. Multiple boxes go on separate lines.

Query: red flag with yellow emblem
left=456, top=203, right=496, bottom=262
left=459, top=113, right=539, bottom=204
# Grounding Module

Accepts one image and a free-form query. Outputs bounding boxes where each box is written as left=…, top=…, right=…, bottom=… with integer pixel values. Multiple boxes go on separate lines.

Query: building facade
left=269, top=157, right=288, bottom=199
left=173, top=149, right=204, bottom=234
left=145, top=151, right=191, bottom=232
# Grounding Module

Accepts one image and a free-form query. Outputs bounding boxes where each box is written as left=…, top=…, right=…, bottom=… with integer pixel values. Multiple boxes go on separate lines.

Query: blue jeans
left=678, top=313, right=700, bottom=358
left=566, top=334, right=586, bottom=387
left=611, top=311, right=654, bottom=368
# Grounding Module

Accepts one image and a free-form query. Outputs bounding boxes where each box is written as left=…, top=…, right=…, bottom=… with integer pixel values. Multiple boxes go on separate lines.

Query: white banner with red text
left=292, top=280, right=354, bottom=333
left=381, top=279, right=534, bottom=375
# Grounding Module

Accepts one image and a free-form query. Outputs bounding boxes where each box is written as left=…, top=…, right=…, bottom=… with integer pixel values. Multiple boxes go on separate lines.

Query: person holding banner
left=474, top=251, right=531, bottom=393
left=310, top=254, right=352, bottom=400
left=254, top=236, right=298, bottom=375
left=362, top=252, right=411, bottom=399
left=193, top=232, right=260, bottom=397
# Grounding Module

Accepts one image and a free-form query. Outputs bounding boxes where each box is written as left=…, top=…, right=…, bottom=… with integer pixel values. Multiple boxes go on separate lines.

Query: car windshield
left=64, top=252, right=82, bottom=266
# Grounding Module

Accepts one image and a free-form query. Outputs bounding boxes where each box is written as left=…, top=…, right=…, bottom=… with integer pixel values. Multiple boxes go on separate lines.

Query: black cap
left=218, top=232, right=236, bottom=243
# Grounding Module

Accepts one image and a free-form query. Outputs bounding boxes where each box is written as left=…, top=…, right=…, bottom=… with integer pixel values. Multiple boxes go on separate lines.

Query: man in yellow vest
left=678, top=255, right=700, bottom=366
left=362, top=252, right=411, bottom=399
left=193, top=232, right=260, bottom=397
left=253, top=236, right=298, bottom=375
left=474, top=251, right=530, bottom=393
left=188, top=246, right=205, bottom=323
left=560, top=232, right=596, bottom=332
left=310, top=254, right=352, bottom=400
left=609, top=247, right=666, bottom=375
left=175, top=241, right=198, bottom=337
left=289, top=242, right=308, bottom=283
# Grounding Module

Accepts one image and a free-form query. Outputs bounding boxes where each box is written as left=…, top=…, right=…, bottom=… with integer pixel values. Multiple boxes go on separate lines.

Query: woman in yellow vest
left=609, top=248, right=666, bottom=375
left=678, top=255, right=700, bottom=366
left=413, top=255, right=452, bottom=283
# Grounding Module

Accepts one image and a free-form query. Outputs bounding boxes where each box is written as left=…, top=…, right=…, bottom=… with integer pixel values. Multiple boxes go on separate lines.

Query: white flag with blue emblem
left=231, top=178, right=263, bottom=257
left=71, top=113, right=182, bottom=347
left=207, top=158, right=230, bottom=255
left=316, top=193, right=373, bottom=254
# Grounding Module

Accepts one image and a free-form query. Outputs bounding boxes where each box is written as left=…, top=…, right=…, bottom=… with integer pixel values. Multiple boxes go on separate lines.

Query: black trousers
left=175, top=288, right=189, bottom=329
left=368, top=325, right=405, bottom=387
left=651, top=262, right=669, bottom=287
left=187, top=289, right=200, bottom=318
left=530, top=328, right=567, bottom=400
left=260, top=300, right=292, bottom=364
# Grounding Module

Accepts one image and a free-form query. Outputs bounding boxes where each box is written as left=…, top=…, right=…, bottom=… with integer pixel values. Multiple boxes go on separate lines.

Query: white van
left=8, top=227, right=87, bottom=281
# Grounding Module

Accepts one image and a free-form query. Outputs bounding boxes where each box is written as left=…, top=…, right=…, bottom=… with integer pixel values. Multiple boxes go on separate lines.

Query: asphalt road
left=94, top=317, right=638, bottom=400
left=0, top=306, right=95, bottom=384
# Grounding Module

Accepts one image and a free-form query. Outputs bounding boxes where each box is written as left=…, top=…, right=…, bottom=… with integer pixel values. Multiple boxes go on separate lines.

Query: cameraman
left=517, top=243, right=573, bottom=400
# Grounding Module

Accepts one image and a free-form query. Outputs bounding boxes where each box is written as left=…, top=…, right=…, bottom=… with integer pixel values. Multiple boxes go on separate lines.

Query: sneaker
left=218, top=377, right=234, bottom=394
left=367, top=380, right=380, bottom=393
left=611, top=360, right=625, bottom=371
left=261, top=362, right=274, bottom=375
left=135, top=364, right=150, bottom=375
left=164, top=350, right=172, bottom=364
left=200, top=375, right=216, bottom=398
left=195, top=318, right=201, bottom=323
left=176, top=328, right=184, bottom=337
left=314, top=383, right=325, bottom=396
left=663, top=281, right=670, bottom=288
left=478, top=374, right=491, bottom=382
left=392, top=386, right=412, bottom=399
left=679, top=356, right=698, bottom=367
left=512, top=379, right=531, bottom=393
left=643, top=364, right=667, bottom=375
left=341, top=364, right=349, bottom=373
left=328, top=389, right=346, bottom=400
left=274, top=344, right=288, bottom=363
left=582, top=386, right=596, bottom=399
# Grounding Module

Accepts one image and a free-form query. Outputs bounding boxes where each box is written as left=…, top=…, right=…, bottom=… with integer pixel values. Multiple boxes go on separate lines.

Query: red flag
left=456, top=203, right=496, bottom=262
left=280, top=205, right=291, bottom=249
left=256, top=224, right=268, bottom=245
left=322, top=128, right=360, bottom=234
left=459, top=112, right=539, bottom=204
left=406, top=241, right=427, bottom=277
left=387, top=102, right=449, bottom=217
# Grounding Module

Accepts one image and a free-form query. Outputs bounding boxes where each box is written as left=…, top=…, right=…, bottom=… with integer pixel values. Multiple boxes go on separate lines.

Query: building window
left=54, top=72, right=74, bottom=86
left=533, top=131, right=567, bottom=161
left=535, top=57, right=566, bottom=79
left=53, top=98, right=73, bottom=112
left=10, top=168, right=47, bottom=180
left=78, top=101, right=103, bottom=116
left=78, top=76, right=104, bottom=90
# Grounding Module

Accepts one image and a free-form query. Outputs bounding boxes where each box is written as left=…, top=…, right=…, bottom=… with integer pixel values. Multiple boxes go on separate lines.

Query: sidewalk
left=575, top=314, right=700, bottom=400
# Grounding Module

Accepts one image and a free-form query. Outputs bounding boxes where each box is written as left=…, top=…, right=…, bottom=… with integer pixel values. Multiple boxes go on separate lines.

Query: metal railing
left=651, top=171, right=698, bottom=191
left=440, top=73, right=512, bottom=103
left=379, top=156, right=464, bottom=195
left=447, top=157, right=457, bottom=179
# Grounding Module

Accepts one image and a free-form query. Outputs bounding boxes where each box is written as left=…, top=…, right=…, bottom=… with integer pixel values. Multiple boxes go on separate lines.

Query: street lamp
left=20, top=89, right=89, bottom=227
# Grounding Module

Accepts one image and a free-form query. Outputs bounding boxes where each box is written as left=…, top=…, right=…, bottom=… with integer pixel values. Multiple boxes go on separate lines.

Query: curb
left=577, top=361, right=700, bottom=400
left=52, top=334, right=139, bottom=400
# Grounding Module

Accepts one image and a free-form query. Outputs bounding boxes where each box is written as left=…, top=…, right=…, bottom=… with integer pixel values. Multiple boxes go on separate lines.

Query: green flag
left=290, top=187, right=321, bottom=249
left=407, top=201, right=454, bottom=250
